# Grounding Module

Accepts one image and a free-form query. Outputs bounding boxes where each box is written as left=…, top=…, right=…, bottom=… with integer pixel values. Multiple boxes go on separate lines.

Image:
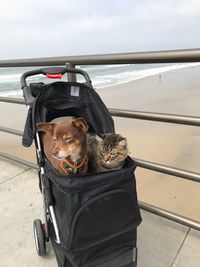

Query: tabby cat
left=88, top=133, right=129, bottom=173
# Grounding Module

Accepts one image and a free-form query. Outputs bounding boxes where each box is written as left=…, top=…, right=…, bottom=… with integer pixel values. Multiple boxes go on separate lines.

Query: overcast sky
left=1, top=0, right=200, bottom=59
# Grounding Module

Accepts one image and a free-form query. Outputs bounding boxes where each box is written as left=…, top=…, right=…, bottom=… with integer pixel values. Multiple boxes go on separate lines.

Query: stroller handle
left=21, top=67, right=92, bottom=105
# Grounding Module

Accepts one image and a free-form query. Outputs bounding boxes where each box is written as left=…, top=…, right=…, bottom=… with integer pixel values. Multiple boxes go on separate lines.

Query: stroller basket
left=21, top=67, right=142, bottom=267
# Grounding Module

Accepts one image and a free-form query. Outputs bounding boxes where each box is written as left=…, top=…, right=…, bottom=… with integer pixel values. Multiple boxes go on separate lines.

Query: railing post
left=65, top=62, right=77, bottom=82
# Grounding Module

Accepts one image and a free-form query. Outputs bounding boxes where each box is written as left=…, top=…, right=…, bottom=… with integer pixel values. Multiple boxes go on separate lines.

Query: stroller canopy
left=22, top=81, right=115, bottom=147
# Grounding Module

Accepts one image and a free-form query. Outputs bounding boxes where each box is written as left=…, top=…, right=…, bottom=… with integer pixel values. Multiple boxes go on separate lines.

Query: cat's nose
left=104, top=156, right=110, bottom=162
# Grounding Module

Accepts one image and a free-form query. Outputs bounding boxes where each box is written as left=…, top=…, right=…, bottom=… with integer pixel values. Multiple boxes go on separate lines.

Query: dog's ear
left=72, top=117, right=89, bottom=133
left=36, top=122, right=55, bottom=136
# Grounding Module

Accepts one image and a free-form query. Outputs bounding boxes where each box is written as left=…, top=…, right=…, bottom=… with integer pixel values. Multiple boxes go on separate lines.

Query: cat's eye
left=110, top=152, right=117, bottom=156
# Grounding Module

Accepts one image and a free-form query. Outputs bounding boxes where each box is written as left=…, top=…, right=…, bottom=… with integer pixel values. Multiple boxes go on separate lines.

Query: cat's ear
left=119, top=137, right=127, bottom=147
left=96, top=133, right=105, bottom=142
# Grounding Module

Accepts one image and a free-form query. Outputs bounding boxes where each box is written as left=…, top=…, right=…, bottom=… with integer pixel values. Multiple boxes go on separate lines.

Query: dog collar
left=59, top=153, right=88, bottom=175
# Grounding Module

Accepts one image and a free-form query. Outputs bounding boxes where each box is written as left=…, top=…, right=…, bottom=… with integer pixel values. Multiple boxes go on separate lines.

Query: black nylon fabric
left=22, top=81, right=115, bottom=147
left=46, top=157, right=142, bottom=267
left=50, top=225, right=137, bottom=267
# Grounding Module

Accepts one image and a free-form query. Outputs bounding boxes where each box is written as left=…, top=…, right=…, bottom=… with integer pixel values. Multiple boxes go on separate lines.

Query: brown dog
left=37, top=117, right=89, bottom=175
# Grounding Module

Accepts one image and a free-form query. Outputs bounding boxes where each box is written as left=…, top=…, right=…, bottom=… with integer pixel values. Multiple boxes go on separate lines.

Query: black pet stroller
left=21, top=67, right=142, bottom=267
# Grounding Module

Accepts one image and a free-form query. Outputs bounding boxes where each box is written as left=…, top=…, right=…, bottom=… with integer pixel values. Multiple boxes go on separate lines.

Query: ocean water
left=0, top=63, right=199, bottom=97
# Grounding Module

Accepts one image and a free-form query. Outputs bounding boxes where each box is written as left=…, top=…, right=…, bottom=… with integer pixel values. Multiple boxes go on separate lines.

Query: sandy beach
left=1, top=65, right=200, bottom=221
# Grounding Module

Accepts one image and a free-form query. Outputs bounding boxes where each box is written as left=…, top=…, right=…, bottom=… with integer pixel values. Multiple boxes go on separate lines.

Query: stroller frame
left=36, top=130, right=61, bottom=245
left=21, top=66, right=142, bottom=267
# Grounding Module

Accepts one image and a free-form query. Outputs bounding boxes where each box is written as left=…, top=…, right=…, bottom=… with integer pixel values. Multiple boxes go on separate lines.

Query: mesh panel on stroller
left=21, top=67, right=142, bottom=267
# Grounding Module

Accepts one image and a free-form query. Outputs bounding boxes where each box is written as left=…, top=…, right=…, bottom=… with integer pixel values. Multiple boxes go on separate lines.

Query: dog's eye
left=65, top=137, right=73, bottom=143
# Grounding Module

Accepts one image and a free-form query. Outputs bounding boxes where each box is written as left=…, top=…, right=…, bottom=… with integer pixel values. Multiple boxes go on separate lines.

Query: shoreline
left=1, top=65, right=200, bottom=220
left=1, top=62, right=200, bottom=98
left=96, top=62, right=200, bottom=89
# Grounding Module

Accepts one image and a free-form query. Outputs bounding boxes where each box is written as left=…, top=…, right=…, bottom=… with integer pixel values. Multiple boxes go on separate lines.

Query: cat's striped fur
left=88, top=133, right=128, bottom=173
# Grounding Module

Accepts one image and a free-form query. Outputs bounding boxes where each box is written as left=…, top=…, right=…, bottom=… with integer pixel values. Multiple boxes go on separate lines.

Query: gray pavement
left=0, top=156, right=200, bottom=267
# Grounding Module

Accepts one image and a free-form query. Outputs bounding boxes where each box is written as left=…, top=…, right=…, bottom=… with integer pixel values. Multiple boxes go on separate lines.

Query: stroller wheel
left=33, top=219, right=46, bottom=256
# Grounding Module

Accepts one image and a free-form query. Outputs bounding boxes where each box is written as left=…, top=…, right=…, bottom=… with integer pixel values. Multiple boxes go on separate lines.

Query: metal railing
left=1, top=48, right=200, bottom=231
left=1, top=48, right=200, bottom=66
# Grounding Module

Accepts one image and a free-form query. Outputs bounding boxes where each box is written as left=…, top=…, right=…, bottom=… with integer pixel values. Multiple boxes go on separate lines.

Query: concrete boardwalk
left=0, top=156, right=200, bottom=267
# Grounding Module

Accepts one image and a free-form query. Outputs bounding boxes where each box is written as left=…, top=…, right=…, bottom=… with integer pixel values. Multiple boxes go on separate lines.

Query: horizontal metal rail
left=0, top=49, right=200, bottom=67
left=109, top=109, right=200, bottom=127
left=0, top=150, right=199, bottom=231
left=1, top=97, right=200, bottom=127
left=0, top=128, right=199, bottom=182
left=0, top=152, right=37, bottom=169
left=134, top=158, right=200, bottom=183
left=0, top=97, right=25, bottom=105
left=0, top=126, right=23, bottom=136
left=1, top=122, right=200, bottom=182
left=139, top=201, right=200, bottom=231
